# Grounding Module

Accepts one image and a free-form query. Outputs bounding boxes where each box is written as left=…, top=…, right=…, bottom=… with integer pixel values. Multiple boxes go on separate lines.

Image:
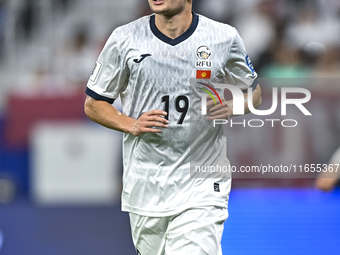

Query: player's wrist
left=116, top=114, right=136, bottom=134
left=123, top=120, right=136, bottom=135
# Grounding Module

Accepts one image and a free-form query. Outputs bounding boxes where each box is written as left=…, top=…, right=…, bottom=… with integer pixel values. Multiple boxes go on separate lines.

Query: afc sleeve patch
left=245, top=55, right=255, bottom=75
left=89, top=61, right=103, bottom=82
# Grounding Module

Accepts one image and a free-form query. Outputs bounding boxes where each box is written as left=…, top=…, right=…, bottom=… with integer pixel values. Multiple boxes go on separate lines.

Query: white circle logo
left=196, top=45, right=211, bottom=60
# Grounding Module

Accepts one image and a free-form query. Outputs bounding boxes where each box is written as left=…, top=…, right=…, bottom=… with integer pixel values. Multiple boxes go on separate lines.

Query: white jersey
left=86, top=12, right=257, bottom=216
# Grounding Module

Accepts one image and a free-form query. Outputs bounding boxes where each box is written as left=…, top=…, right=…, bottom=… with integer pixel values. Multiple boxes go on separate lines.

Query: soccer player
left=84, top=0, right=261, bottom=254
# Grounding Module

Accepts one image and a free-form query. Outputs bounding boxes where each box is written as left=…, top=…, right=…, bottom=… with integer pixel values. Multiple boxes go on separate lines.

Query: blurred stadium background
left=0, top=0, right=339, bottom=254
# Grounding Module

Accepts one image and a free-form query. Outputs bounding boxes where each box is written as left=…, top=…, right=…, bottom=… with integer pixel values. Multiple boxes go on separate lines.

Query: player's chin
left=149, top=2, right=180, bottom=16
left=150, top=7, right=168, bottom=15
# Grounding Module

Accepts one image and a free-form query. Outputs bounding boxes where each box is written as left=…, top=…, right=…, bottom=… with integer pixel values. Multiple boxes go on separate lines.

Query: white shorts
left=129, top=206, right=228, bottom=255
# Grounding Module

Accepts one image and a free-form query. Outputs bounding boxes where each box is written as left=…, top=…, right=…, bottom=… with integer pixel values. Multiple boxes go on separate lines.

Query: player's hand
left=205, top=96, right=233, bottom=120
left=130, top=110, right=169, bottom=136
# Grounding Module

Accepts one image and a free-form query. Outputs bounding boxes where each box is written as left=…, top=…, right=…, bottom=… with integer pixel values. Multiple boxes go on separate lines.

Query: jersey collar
left=150, top=11, right=199, bottom=46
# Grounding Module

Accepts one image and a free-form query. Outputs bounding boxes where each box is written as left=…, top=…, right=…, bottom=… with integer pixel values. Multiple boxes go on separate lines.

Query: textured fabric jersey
left=86, top=12, right=257, bottom=216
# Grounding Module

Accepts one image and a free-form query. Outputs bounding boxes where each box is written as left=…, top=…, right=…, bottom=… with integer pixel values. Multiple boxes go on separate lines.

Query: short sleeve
left=225, top=29, right=258, bottom=90
left=86, top=29, right=129, bottom=104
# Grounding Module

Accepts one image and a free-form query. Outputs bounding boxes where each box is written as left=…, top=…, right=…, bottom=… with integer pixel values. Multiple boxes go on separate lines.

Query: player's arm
left=238, top=83, right=262, bottom=116
left=84, top=96, right=168, bottom=136
left=211, top=28, right=261, bottom=120
left=315, top=175, right=339, bottom=192
left=315, top=164, right=340, bottom=192
left=315, top=147, right=340, bottom=191
left=83, top=30, right=170, bottom=136
left=207, top=83, right=262, bottom=120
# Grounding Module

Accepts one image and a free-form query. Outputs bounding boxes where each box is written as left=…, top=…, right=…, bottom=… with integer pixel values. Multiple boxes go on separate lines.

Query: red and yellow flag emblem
left=196, top=70, right=211, bottom=79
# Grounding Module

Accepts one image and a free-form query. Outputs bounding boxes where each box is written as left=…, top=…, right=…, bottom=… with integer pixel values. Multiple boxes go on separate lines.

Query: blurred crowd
left=0, top=0, right=339, bottom=97
left=194, top=0, right=340, bottom=79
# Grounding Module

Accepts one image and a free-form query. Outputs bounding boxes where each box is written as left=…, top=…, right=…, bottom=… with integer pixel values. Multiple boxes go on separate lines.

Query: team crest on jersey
left=195, top=45, right=212, bottom=68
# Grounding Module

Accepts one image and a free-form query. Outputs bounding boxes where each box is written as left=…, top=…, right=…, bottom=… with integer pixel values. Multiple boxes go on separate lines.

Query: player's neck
left=155, top=9, right=193, bottom=39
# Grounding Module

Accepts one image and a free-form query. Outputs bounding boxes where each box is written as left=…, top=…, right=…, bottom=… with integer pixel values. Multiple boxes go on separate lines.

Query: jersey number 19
left=161, top=95, right=188, bottom=124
